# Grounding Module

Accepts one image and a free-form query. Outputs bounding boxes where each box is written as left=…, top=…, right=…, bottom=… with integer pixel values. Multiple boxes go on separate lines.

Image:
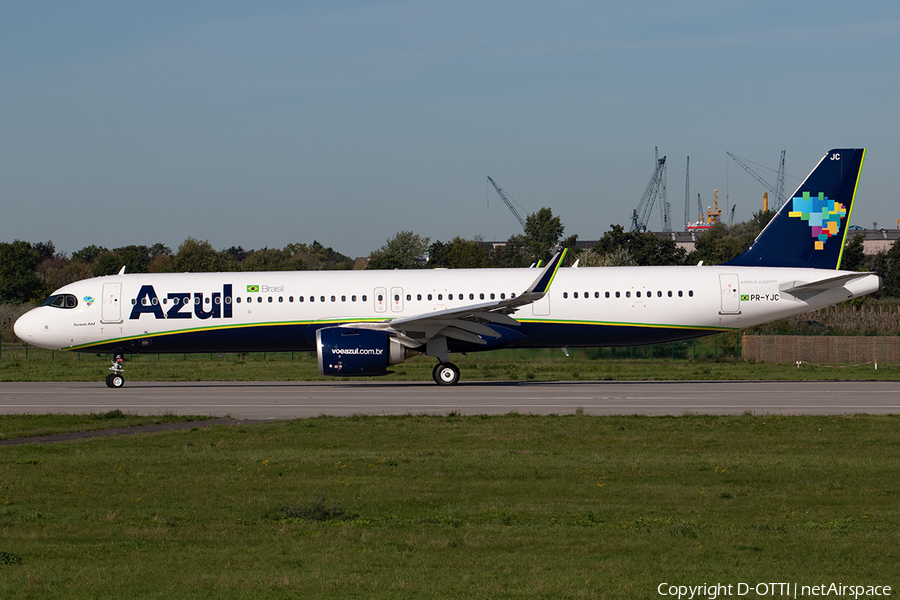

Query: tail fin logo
left=788, top=192, right=847, bottom=250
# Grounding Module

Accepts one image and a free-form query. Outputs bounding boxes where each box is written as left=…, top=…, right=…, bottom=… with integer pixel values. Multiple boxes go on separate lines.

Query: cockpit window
left=42, top=294, right=78, bottom=309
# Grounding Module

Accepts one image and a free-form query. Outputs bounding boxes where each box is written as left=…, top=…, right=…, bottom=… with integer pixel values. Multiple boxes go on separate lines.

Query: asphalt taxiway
left=1, top=380, right=898, bottom=420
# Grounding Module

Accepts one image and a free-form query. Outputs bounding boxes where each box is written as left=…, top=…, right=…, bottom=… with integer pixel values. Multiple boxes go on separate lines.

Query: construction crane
left=683, top=157, right=690, bottom=231
left=726, top=150, right=787, bottom=210
left=630, top=147, right=669, bottom=232
left=487, top=176, right=527, bottom=230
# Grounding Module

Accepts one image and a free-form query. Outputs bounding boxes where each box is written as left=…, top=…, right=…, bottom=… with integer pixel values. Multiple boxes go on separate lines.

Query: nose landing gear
left=105, top=353, right=125, bottom=388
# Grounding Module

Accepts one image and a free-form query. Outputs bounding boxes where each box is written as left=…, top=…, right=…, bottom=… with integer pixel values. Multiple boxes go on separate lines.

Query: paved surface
left=1, top=380, right=899, bottom=419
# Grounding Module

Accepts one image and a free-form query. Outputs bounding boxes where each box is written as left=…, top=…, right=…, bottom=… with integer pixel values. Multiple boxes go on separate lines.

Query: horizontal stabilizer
left=779, top=272, right=875, bottom=295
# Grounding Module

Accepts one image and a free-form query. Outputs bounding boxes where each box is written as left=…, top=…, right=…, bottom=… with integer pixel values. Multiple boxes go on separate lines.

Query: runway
left=1, top=380, right=899, bottom=419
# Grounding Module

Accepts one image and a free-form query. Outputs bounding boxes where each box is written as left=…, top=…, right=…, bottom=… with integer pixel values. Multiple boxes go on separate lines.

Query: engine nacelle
left=316, top=327, right=415, bottom=377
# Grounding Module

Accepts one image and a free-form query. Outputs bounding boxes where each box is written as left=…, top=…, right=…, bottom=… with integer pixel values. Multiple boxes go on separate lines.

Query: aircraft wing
left=352, top=249, right=567, bottom=347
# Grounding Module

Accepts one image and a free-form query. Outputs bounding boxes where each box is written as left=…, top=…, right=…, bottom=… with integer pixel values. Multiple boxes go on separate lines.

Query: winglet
left=526, top=248, right=567, bottom=295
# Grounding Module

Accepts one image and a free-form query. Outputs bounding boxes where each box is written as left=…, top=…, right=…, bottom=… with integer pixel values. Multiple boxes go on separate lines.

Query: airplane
left=15, top=148, right=879, bottom=388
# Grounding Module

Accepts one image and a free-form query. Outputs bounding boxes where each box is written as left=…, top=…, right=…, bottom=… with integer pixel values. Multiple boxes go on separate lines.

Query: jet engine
left=316, top=327, right=416, bottom=377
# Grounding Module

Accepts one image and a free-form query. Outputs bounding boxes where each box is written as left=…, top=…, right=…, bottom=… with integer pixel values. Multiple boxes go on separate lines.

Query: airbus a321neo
left=15, top=148, right=879, bottom=387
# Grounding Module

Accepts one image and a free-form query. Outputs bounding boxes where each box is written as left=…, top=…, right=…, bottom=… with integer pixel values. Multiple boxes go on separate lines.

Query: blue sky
left=2, top=1, right=899, bottom=258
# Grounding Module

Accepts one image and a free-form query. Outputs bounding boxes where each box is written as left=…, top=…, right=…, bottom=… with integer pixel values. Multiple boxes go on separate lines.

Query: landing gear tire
left=433, top=362, right=460, bottom=386
left=106, top=373, right=125, bottom=388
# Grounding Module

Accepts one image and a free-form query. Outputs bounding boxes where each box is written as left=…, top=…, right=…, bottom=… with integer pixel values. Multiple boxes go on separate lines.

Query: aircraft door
left=390, top=287, right=404, bottom=312
left=374, top=287, right=387, bottom=313
left=718, top=273, right=741, bottom=315
left=532, top=295, right=550, bottom=316
left=101, top=283, right=123, bottom=323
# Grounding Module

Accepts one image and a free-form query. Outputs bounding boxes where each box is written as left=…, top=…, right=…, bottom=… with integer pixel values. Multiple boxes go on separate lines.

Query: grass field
left=2, top=413, right=899, bottom=599
left=1, top=342, right=897, bottom=383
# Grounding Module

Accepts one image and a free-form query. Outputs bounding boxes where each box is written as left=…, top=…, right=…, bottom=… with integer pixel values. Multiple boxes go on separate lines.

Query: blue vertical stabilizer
left=725, top=148, right=865, bottom=269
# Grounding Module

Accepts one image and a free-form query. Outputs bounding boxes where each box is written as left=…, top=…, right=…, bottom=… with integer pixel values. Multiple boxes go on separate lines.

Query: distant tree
left=487, top=234, right=532, bottom=268
left=285, top=241, right=354, bottom=270
left=0, top=240, right=43, bottom=303
left=426, top=240, right=449, bottom=267
left=148, top=254, right=173, bottom=273
left=171, top=238, right=225, bottom=273
left=91, top=245, right=151, bottom=275
left=367, top=231, right=430, bottom=270
left=685, top=223, right=745, bottom=265
left=840, top=234, right=867, bottom=272
left=242, top=247, right=290, bottom=271
left=882, top=239, right=900, bottom=298
left=43, top=260, right=93, bottom=291
left=592, top=224, right=685, bottom=266
left=71, top=245, right=108, bottom=264
left=428, top=237, right=488, bottom=269
left=573, top=247, right=636, bottom=267
left=523, top=207, right=565, bottom=263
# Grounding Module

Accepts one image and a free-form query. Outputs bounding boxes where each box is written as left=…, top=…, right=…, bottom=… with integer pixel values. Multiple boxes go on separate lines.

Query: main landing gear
left=432, top=362, right=460, bottom=386
left=105, top=353, right=125, bottom=388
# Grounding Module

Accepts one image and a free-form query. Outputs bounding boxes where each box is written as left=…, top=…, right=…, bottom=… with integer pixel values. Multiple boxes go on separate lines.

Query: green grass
left=0, top=411, right=212, bottom=440
left=1, top=413, right=899, bottom=598
left=1, top=344, right=898, bottom=382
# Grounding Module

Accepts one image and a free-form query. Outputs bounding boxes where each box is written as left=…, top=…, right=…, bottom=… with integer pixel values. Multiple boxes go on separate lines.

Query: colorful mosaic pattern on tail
left=788, top=192, right=847, bottom=250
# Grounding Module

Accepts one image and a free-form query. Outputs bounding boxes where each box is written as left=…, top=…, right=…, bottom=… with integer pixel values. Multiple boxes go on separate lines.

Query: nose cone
left=14, top=309, right=48, bottom=347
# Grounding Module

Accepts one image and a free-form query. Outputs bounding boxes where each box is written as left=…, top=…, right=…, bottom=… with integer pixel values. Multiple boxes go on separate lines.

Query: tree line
left=2, top=206, right=900, bottom=309
left=0, top=238, right=354, bottom=305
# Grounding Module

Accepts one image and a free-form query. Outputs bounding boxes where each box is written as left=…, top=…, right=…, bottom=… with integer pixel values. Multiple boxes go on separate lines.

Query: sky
left=2, top=1, right=899, bottom=259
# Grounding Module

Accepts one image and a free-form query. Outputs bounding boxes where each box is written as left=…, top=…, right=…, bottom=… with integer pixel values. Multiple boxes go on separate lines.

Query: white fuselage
left=14, top=265, right=881, bottom=354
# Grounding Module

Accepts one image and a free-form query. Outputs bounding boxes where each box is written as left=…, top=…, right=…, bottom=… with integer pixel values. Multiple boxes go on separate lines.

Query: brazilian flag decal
left=740, top=294, right=749, bottom=301
left=247, top=285, right=259, bottom=293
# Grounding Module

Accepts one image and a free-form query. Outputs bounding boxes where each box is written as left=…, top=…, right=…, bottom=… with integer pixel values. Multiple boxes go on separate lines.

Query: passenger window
left=417, top=294, right=422, bottom=301
left=427, top=294, right=432, bottom=301
left=331, top=296, right=336, bottom=302
left=268, top=297, right=273, bottom=303
left=573, top=292, right=578, bottom=299
left=378, top=294, right=384, bottom=302
left=500, top=293, right=505, bottom=299
left=480, top=293, right=485, bottom=300
left=490, top=293, right=495, bottom=300
left=469, top=293, right=474, bottom=300
left=604, top=292, right=609, bottom=298
left=689, top=290, right=694, bottom=297
left=362, top=295, right=367, bottom=302
left=438, top=294, right=443, bottom=300
left=563, top=292, right=568, bottom=299
left=320, top=296, right=325, bottom=303
left=678, top=291, right=683, bottom=297
left=406, top=294, right=411, bottom=301
left=352, top=295, right=357, bottom=302
left=236, top=297, right=242, bottom=303
left=342, top=295, right=346, bottom=302
left=595, top=292, right=600, bottom=298
left=626, top=291, right=631, bottom=298
left=279, top=297, right=283, bottom=303
left=658, top=291, right=662, bottom=297
left=636, top=291, right=640, bottom=298
left=667, top=291, right=672, bottom=297
left=615, top=291, right=620, bottom=298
